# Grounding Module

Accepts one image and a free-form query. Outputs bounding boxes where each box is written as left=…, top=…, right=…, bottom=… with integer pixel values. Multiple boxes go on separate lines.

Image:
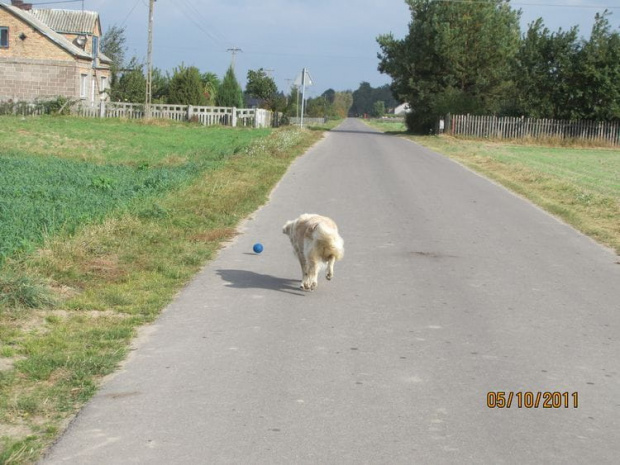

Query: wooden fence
left=446, top=114, right=620, bottom=146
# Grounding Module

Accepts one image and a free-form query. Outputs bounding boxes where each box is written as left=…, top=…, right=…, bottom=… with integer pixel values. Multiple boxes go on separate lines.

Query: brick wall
left=0, top=57, right=77, bottom=100
left=0, top=9, right=72, bottom=61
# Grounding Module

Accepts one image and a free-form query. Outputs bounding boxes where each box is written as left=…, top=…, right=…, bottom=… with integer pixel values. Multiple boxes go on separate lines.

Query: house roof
left=30, top=9, right=99, bottom=35
left=0, top=4, right=110, bottom=63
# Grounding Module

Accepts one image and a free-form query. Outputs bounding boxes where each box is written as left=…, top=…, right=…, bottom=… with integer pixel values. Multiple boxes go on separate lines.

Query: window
left=91, top=36, right=98, bottom=68
left=80, top=74, right=88, bottom=99
left=100, top=76, right=107, bottom=91
left=0, top=27, right=8, bottom=48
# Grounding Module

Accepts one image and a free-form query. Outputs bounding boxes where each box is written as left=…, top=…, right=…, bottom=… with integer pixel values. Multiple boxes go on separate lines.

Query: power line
left=173, top=0, right=229, bottom=46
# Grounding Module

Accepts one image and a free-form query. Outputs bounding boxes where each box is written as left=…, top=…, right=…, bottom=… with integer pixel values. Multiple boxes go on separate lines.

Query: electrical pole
left=227, top=47, right=242, bottom=70
left=145, top=0, right=155, bottom=119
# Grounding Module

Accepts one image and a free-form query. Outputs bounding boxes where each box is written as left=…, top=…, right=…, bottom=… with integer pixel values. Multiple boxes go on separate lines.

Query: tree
left=202, top=72, right=220, bottom=105
left=168, top=64, right=207, bottom=105
left=349, top=82, right=398, bottom=116
left=511, top=19, right=579, bottom=119
left=372, top=101, right=386, bottom=118
left=306, top=95, right=329, bottom=117
left=217, top=66, right=244, bottom=108
left=571, top=11, right=620, bottom=121
left=332, top=91, right=353, bottom=118
left=101, top=25, right=126, bottom=96
left=378, top=0, right=521, bottom=132
left=349, top=81, right=374, bottom=116
left=151, top=68, right=170, bottom=103
left=285, top=85, right=301, bottom=117
left=246, top=68, right=277, bottom=109
left=110, top=57, right=145, bottom=103
left=322, top=88, right=336, bottom=104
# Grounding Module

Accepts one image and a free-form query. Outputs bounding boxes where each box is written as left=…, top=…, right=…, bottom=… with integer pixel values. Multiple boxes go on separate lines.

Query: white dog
left=282, top=213, right=344, bottom=291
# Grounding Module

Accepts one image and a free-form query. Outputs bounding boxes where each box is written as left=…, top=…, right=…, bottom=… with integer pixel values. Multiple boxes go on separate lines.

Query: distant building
left=394, top=103, right=411, bottom=116
left=0, top=0, right=111, bottom=105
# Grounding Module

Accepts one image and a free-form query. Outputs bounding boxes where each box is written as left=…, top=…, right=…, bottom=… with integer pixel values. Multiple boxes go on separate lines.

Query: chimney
left=11, top=1, right=33, bottom=11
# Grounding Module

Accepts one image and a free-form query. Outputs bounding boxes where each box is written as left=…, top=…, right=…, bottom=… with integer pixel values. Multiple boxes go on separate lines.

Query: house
left=0, top=0, right=111, bottom=106
left=394, top=103, right=411, bottom=116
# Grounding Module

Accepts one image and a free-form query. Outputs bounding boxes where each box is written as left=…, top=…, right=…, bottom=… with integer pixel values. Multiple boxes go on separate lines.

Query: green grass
left=0, top=156, right=195, bottom=261
left=0, top=116, right=268, bottom=166
left=365, top=119, right=620, bottom=254
left=0, top=116, right=325, bottom=464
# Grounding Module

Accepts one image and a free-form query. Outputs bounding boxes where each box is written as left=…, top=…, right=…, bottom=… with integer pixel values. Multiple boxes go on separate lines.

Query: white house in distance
left=394, top=103, right=411, bottom=116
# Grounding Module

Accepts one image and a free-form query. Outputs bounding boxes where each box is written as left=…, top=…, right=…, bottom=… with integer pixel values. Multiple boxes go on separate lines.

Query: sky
left=21, top=0, right=620, bottom=98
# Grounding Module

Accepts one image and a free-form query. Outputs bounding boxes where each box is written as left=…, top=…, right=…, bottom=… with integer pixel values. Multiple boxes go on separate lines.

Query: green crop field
left=0, top=117, right=269, bottom=263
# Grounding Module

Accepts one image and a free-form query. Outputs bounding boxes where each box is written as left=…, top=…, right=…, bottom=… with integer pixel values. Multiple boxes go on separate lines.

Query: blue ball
left=253, top=243, right=264, bottom=254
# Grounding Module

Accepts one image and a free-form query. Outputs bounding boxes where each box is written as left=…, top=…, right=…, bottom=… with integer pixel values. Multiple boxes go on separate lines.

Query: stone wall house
left=0, top=0, right=111, bottom=106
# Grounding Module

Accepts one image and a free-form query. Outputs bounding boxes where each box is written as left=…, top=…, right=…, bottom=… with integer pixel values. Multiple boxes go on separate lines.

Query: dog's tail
left=314, top=222, right=344, bottom=261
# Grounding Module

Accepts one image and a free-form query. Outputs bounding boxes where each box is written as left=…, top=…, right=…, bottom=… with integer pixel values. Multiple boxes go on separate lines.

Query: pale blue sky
left=27, top=0, right=620, bottom=97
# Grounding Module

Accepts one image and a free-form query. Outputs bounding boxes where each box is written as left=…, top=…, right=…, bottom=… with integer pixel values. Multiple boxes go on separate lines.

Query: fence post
left=232, top=107, right=237, bottom=127
left=187, top=105, right=193, bottom=122
left=99, top=100, right=106, bottom=118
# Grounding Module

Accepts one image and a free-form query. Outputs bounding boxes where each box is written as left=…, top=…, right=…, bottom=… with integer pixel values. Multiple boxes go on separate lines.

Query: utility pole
left=145, top=0, right=155, bottom=119
left=227, top=47, right=242, bottom=70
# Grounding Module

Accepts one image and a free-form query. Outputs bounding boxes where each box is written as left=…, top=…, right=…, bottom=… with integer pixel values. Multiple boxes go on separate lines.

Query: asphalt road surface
left=41, top=119, right=620, bottom=464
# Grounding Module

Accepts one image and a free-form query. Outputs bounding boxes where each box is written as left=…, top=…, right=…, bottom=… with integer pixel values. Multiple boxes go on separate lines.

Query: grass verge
left=0, top=118, right=324, bottom=464
left=365, top=119, right=620, bottom=255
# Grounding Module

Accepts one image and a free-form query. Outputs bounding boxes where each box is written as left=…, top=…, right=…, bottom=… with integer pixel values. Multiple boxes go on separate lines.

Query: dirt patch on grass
left=190, top=228, right=238, bottom=243
left=81, top=255, right=127, bottom=282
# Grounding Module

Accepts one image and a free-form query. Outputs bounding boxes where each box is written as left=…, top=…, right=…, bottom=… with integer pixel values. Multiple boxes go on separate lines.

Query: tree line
left=377, top=0, right=620, bottom=132
left=101, top=26, right=362, bottom=119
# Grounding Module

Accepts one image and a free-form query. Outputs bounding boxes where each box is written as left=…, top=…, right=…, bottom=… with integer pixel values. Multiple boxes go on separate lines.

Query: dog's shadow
left=216, top=269, right=304, bottom=295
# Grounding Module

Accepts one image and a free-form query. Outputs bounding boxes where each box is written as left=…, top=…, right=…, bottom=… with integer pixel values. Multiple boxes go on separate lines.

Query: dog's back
left=308, top=216, right=344, bottom=262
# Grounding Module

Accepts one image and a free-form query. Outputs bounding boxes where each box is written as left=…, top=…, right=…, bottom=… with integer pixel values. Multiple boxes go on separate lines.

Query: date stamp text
left=487, top=391, right=579, bottom=409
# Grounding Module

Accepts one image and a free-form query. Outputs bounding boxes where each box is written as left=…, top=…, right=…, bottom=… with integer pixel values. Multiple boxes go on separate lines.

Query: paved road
left=42, top=119, right=620, bottom=464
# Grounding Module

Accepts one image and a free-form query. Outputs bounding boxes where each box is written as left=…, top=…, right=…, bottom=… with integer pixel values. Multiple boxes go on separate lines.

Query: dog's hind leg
left=297, top=251, right=311, bottom=290
left=326, top=256, right=336, bottom=281
left=305, top=258, right=320, bottom=291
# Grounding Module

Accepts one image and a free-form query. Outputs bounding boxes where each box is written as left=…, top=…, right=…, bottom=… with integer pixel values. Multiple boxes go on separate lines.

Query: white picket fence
left=72, top=102, right=278, bottom=128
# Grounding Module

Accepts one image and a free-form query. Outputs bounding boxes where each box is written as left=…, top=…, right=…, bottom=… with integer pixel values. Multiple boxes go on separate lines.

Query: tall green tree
left=217, top=66, right=244, bottom=108
left=349, top=83, right=398, bottom=116
left=512, top=19, right=580, bottom=119
left=168, top=64, right=207, bottom=105
left=332, top=91, right=353, bottom=118
left=101, top=25, right=126, bottom=95
left=151, top=68, right=170, bottom=103
left=378, top=0, right=521, bottom=132
left=372, top=101, right=386, bottom=118
left=572, top=11, right=620, bottom=121
left=202, top=72, right=220, bottom=106
left=110, top=57, right=145, bottom=103
left=285, top=85, right=301, bottom=117
left=349, top=82, right=374, bottom=116
left=246, top=68, right=278, bottom=109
